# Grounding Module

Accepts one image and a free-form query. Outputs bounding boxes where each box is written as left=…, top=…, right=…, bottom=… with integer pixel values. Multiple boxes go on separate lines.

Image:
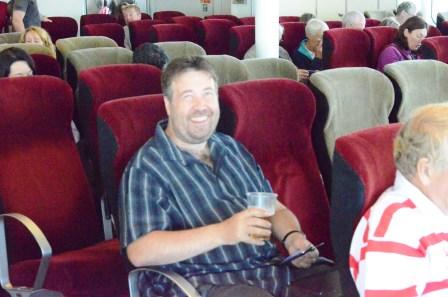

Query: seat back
left=202, top=55, right=248, bottom=86
left=364, top=26, right=397, bottom=68
left=80, top=14, right=118, bottom=34
left=240, top=16, right=255, bottom=25
left=205, top=14, right=241, bottom=25
left=218, top=79, right=331, bottom=257
left=229, top=25, right=255, bottom=59
left=0, top=32, right=21, bottom=44
left=325, top=20, right=342, bottom=29
left=427, top=25, right=442, bottom=37
left=331, top=123, right=400, bottom=297
left=0, top=1, right=7, bottom=33
left=200, top=19, right=235, bottom=55
left=322, top=28, right=371, bottom=69
left=384, top=60, right=448, bottom=122
left=97, top=94, right=167, bottom=229
left=309, top=67, right=394, bottom=194
left=56, top=36, right=118, bottom=79
left=280, top=22, right=306, bottom=57
left=364, top=10, right=394, bottom=20
left=31, top=54, right=61, bottom=77
left=153, top=10, right=185, bottom=22
left=437, top=12, right=448, bottom=29
left=41, top=16, right=78, bottom=43
left=242, top=58, right=297, bottom=80
left=365, top=19, right=381, bottom=27
left=0, top=76, right=102, bottom=264
left=66, top=47, right=132, bottom=90
left=155, top=41, right=206, bottom=60
left=77, top=64, right=162, bottom=172
left=172, top=16, right=203, bottom=42
left=279, top=16, right=300, bottom=23
left=439, top=20, right=448, bottom=35
left=149, top=23, right=195, bottom=43
left=82, top=23, right=125, bottom=47
left=128, top=19, right=165, bottom=50
left=421, top=36, right=448, bottom=64
left=0, top=43, right=54, bottom=57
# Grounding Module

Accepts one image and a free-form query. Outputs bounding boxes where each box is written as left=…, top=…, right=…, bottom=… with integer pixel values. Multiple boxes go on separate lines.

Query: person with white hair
left=350, top=103, right=448, bottom=296
left=395, top=1, right=417, bottom=24
left=292, top=18, right=329, bottom=71
left=342, top=10, right=366, bottom=29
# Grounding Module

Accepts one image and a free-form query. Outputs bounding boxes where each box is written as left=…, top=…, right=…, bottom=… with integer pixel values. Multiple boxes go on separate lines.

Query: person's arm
left=12, top=9, right=26, bottom=32
left=127, top=208, right=272, bottom=267
left=269, top=201, right=318, bottom=268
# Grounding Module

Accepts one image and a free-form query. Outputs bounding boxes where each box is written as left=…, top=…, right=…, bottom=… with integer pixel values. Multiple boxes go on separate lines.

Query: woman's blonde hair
left=20, top=26, right=56, bottom=58
left=394, top=103, right=448, bottom=177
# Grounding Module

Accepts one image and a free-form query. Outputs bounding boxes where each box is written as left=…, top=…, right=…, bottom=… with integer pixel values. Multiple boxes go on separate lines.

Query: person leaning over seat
left=350, top=103, right=448, bottom=296
left=120, top=56, right=325, bottom=297
left=9, top=0, right=52, bottom=33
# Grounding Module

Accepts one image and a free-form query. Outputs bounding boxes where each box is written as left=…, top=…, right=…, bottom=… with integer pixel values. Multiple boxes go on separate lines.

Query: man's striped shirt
left=120, top=120, right=295, bottom=296
left=350, top=171, right=448, bottom=297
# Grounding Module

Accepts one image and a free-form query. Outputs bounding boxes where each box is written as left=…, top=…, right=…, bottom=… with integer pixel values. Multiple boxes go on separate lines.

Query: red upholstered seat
left=148, top=23, right=196, bottom=43
left=279, top=16, right=300, bottom=23
left=200, top=19, right=235, bottom=55
left=280, top=22, right=306, bottom=57
left=218, top=79, right=332, bottom=258
left=41, top=16, right=78, bottom=43
left=427, top=25, right=442, bottom=37
left=421, top=36, right=448, bottom=64
left=229, top=25, right=255, bottom=59
left=0, top=2, right=9, bottom=33
left=80, top=14, right=118, bottom=35
left=77, top=64, right=162, bottom=181
left=205, top=14, right=242, bottom=25
left=97, top=94, right=167, bottom=227
left=31, top=54, right=61, bottom=77
left=128, top=19, right=165, bottom=50
left=364, top=26, right=397, bottom=68
left=322, top=28, right=371, bottom=69
left=0, top=76, right=127, bottom=297
left=331, top=123, right=400, bottom=296
left=82, top=23, right=125, bottom=47
left=365, top=18, right=381, bottom=27
left=172, top=16, right=203, bottom=43
left=325, top=20, right=342, bottom=29
left=153, top=10, right=185, bottom=23
left=240, top=16, right=255, bottom=25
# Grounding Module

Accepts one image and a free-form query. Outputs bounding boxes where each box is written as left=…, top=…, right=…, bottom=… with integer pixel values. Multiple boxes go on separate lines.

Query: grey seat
left=309, top=67, right=394, bottom=194
left=384, top=59, right=448, bottom=122
left=155, top=41, right=206, bottom=60
left=202, top=55, right=249, bottom=86
left=242, top=58, right=297, bottom=80
left=0, top=32, right=21, bottom=44
left=0, top=43, right=54, bottom=57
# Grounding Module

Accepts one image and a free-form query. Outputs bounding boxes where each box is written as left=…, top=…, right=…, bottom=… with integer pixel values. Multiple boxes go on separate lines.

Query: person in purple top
left=377, top=16, right=427, bottom=72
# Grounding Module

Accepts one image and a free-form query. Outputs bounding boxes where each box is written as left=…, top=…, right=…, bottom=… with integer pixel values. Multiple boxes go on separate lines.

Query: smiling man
left=120, top=56, right=322, bottom=297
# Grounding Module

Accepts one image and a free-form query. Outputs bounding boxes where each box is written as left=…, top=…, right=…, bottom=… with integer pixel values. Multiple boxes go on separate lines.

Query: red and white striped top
left=350, top=171, right=448, bottom=297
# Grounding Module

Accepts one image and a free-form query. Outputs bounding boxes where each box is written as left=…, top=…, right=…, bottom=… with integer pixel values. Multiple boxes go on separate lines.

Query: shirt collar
left=153, top=119, right=230, bottom=166
left=393, top=171, right=447, bottom=218
left=298, top=39, right=315, bottom=60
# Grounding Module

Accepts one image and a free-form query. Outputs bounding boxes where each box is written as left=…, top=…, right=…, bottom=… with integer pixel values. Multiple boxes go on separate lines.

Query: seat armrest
left=128, top=267, right=201, bottom=297
left=0, top=213, right=61, bottom=296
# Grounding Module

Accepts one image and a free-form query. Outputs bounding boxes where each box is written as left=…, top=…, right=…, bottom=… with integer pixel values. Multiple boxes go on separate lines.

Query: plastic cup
left=246, top=192, right=277, bottom=216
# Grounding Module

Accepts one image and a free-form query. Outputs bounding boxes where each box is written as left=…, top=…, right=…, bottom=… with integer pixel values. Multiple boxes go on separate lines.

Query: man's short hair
left=396, top=1, right=417, bottom=16
left=380, top=16, right=400, bottom=28
left=122, top=3, right=140, bottom=14
left=305, top=19, right=329, bottom=38
left=161, top=56, right=218, bottom=101
left=342, top=10, right=366, bottom=29
left=394, top=103, right=448, bottom=177
left=133, top=42, right=168, bottom=69
left=300, top=13, right=315, bottom=24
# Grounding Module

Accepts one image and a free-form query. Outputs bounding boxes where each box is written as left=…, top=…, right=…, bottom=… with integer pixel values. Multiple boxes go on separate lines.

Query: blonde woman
left=19, top=26, right=56, bottom=58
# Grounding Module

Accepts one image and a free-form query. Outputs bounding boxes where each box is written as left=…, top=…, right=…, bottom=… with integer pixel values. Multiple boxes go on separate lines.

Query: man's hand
left=41, top=16, right=52, bottom=22
left=297, top=69, right=309, bottom=82
left=284, top=232, right=318, bottom=268
left=217, top=208, right=272, bottom=246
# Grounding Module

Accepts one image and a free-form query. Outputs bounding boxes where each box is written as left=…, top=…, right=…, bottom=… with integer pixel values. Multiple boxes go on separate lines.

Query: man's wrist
left=282, top=230, right=306, bottom=249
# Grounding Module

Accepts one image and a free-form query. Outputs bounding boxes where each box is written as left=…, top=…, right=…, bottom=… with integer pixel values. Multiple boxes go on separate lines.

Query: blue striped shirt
left=120, top=120, right=295, bottom=296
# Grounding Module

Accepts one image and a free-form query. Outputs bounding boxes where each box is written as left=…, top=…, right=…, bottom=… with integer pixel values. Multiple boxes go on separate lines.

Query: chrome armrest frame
left=128, top=267, right=201, bottom=297
left=0, top=213, right=52, bottom=292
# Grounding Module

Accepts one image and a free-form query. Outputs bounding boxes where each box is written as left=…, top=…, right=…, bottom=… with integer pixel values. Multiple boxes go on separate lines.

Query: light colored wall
left=39, top=0, right=85, bottom=22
